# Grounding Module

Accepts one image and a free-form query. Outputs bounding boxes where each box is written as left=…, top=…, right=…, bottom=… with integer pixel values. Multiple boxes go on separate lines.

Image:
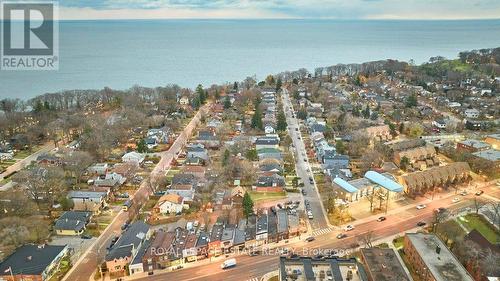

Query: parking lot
left=50, top=235, right=96, bottom=264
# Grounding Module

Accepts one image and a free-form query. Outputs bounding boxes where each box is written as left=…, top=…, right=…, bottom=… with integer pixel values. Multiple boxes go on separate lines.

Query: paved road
left=0, top=142, right=54, bottom=190
left=281, top=89, right=329, bottom=230
left=138, top=184, right=500, bottom=281
left=63, top=106, right=207, bottom=281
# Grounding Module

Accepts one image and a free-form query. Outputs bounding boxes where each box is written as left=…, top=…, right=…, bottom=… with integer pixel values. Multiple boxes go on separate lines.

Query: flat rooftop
left=406, top=233, right=473, bottom=281
left=360, top=248, right=411, bottom=281
left=279, top=256, right=367, bottom=281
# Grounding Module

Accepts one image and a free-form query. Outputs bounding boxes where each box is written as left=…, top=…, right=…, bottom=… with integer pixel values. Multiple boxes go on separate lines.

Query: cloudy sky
left=32, top=0, right=500, bottom=20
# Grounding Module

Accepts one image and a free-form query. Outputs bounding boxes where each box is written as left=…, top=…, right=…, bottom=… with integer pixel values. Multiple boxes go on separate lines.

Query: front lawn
left=249, top=191, right=287, bottom=202
left=458, top=214, right=499, bottom=244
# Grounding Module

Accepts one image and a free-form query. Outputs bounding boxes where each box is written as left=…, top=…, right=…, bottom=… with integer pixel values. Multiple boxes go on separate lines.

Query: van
left=221, top=258, right=236, bottom=269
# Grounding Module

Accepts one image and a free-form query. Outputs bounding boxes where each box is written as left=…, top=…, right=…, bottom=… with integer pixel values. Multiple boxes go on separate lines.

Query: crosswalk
left=246, top=277, right=260, bottom=281
left=312, top=227, right=334, bottom=237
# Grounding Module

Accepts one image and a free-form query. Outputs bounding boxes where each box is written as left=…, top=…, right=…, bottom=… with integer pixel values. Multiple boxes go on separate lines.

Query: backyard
left=457, top=213, right=499, bottom=244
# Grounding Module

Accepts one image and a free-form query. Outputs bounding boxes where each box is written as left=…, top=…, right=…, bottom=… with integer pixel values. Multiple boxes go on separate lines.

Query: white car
left=452, top=197, right=460, bottom=203
left=416, top=204, right=426, bottom=210
left=344, top=225, right=354, bottom=231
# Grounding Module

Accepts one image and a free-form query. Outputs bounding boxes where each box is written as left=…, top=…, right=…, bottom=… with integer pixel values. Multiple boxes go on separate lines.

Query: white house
left=179, top=96, right=190, bottom=105
left=464, top=108, right=480, bottom=119
left=155, top=194, right=186, bottom=215
left=264, top=124, right=275, bottom=134
left=122, top=152, right=145, bottom=165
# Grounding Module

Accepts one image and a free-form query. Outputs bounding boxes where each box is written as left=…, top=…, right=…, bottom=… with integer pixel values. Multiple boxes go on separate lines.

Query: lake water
left=1, top=19, right=500, bottom=99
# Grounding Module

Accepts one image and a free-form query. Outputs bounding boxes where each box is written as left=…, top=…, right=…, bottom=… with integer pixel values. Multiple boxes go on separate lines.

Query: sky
left=7, top=0, right=500, bottom=20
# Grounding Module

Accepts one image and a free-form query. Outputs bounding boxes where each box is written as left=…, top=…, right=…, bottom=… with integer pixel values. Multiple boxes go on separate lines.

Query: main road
left=138, top=183, right=499, bottom=281
left=281, top=88, right=329, bottom=230
left=63, top=105, right=208, bottom=281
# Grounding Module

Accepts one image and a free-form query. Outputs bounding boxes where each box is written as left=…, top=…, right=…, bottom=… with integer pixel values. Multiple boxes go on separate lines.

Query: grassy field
left=458, top=214, right=499, bottom=244
left=249, top=191, right=287, bottom=202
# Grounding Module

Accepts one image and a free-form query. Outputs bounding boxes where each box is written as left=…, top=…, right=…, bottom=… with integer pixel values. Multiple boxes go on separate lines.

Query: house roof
left=472, top=149, right=500, bottom=162
left=68, top=190, right=107, bottom=199
left=0, top=245, right=67, bottom=276
left=365, top=171, right=403, bottom=192
left=54, top=211, right=92, bottom=231
left=158, top=193, right=184, bottom=205
left=333, top=177, right=358, bottom=193
left=106, top=221, right=149, bottom=261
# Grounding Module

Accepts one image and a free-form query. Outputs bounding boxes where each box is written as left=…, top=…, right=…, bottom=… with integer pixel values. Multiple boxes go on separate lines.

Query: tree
left=407, top=123, right=424, bottom=138
left=335, top=140, right=346, bottom=154
left=361, top=231, right=374, bottom=248
left=251, top=107, right=263, bottom=130
left=275, top=78, right=282, bottom=92
left=405, top=94, right=418, bottom=108
left=297, top=108, right=307, bottom=120
left=233, top=81, right=238, bottom=90
left=362, top=105, right=370, bottom=119
left=242, top=192, right=254, bottom=219
left=62, top=151, right=94, bottom=184
left=224, top=96, right=231, bottom=109
left=399, top=156, right=410, bottom=171
left=277, top=110, right=287, bottom=131
left=266, top=75, right=275, bottom=85
left=136, top=139, right=148, bottom=153
left=245, top=149, right=258, bottom=161
left=222, top=149, right=231, bottom=167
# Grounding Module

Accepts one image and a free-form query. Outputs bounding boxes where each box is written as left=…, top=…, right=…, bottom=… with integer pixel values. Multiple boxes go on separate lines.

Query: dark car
left=301, top=189, right=307, bottom=195
left=305, top=236, right=315, bottom=242
left=377, top=216, right=386, bottom=222
left=81, top=234, right=92, bottom=239
left=336, top=233, right=347, bottom=239
left=417, top=221, right=426, bottom=227
left=475, top=190, right=484, bottom=196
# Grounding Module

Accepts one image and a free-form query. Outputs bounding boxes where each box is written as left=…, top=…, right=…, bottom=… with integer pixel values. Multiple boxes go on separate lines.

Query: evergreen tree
left=405, top=94, right=418, bottom=108
left=224, top=96, right=231, bottom=109
left=277, top=110, right=287, bottom=131
left=136, top=139, right=148, bottom=153
left=275, top=78, right=282, bottom=92
left=222, top=149, right=230, bottom=167
left=335, top=140, right=346, bottom=154
left=242, top=192, right=254, bottom=219
left=363, top=105, right=371, bottom=119
left=251, top=107, right=263, bottom=130
left=233, top=82, right=238, bottom=90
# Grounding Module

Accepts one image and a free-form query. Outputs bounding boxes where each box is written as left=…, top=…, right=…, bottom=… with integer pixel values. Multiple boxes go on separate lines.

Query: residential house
left=36, top=154, right=61, bottom=166
left=181, top=165, right=206, bottom=180
left=179, top=96, right=189, bottom=106
left=142, top=230, right=176, bottom=272
left=255, top=136, right=279, bottom=150
left=196, top=130, right=219, bottom=148
left=105, top=221, right=151, bottom=276
left=182, top=233, right=198, bottom=263
left=154, top=194, right=186, bottom=215
left=394, top=145, right=438, bottom=170
left=432, top=118, right=447, bottom=129
left=67, top=190, right=108, bottom=214
left=221, top=226, right=235, bottom=253
left=121, top=152, right=145, bottom=166
left=472, top=149, right=500, bottom=168
left=54, top=211, right=92, bottom=236
left=195, top=232, right=209, bottom=260
left=0, top=245, right=68, bottom=281
left=323, top=152, right=349, bottom=169
left=464, top=108, right=480, bottom=119
left=244, top=215, right=257, bottom=250
left=94, top=172, right=126, bottom=188
left=484, top=134, right=500, bottom=149
left=457, top=139, right=491, bottom=153
left=257, top=148, right=282, bottom=161
left=186, top=144, right=209, bottom=162
left=255, top=174, right=285, bottom=192
left=363, top=125, right=392, bottom=142
left=87, top=163, right=109, bottom=176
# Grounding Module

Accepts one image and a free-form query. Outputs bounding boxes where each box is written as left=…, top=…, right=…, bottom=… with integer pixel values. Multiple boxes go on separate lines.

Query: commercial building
left=279, top=256, right=367, bottom=281
left=403, top=233, right=474, bottom=281
left=332, top=171, right=403, bottom=203
left=360, top=248, right=411, bottom=281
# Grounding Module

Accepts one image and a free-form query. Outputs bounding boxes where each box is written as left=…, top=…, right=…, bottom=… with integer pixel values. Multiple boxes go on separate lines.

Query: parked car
left=81, top=234, right=92, bottom=239
left=475, top=190, right=484, bottom=196
left=452, top=197, right=460, bottom=203
left=305, top=236, right=315, bottom=242
left=301, top=189, right=307, bottom=195
left=459, top=191, right=468, bottom=196
left=417, top=221, right=426, bottom=227
left=376, top=216, right=386, bottom=222
left=416, top=204, right=426, bottom=210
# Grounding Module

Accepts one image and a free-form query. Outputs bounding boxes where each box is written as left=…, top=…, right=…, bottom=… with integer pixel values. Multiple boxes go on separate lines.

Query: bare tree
left=360, top=231, right=374, bottom=248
